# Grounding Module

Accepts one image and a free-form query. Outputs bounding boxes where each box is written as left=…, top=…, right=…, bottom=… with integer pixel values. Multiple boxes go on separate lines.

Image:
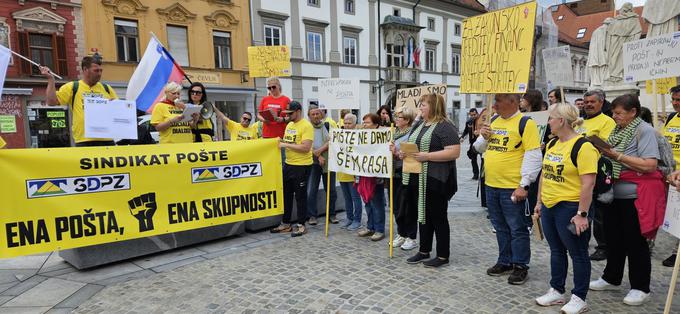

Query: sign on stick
left=624, top=31, right=680, bottom=83
left=318, top=78, right=360, bottom=110
left=247, top=46, right=292, bottom=78
left=542, top=46, right=574, bottom=87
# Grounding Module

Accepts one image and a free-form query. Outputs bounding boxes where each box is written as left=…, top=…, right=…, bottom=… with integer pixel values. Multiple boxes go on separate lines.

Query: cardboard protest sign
left=396, top=84, right=447, bottom=112
left=624, top=31, right=680, bottom=83
left=663, top=188, right=680, bottom=239
left=318, top=78, right=360, bottom=110
left=646, top=77, right=678, bottom=95
left=328, top=128, right=392, bottom=178
left=542, top=46, right=574, bottom=88
left=247, top=46, right=291, bottom=78
left=524, top=111, right=549, bottom=140
left=460, top=1, right=537, bottom=94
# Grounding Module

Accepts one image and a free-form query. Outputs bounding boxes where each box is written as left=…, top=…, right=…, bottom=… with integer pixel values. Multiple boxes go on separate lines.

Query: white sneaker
left=560, top=294, right=588, bottom=314
left=535, top=288, right=565, bottom=306
left=589, top=278, right=618, bottom=291
left=623, top=289, right=650, bottom=306
left=391, top=235, right=405, bottom=247
left=401, top=238, right=418, bottom=250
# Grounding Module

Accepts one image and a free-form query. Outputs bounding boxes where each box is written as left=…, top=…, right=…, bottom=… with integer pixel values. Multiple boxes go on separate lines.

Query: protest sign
left=396, top=84, right=447, bottom=112
left=664, top=188, right=680, bottom=239
left=542, top=46, right=574, bottom=88
left=328, top=128, right=392, bottom=178
left=318, top=78, right=360, bottom=110
left=624, top=31, right=680, bottom=83
left=84, top=98, right=137, bottom=139
left=0, top=139, right=283, bottom=258
left=247, top=46, right=291, bottom=78
left=461, top=1, right=537, bottom=94
left=524, top=111, right=549, bottom=140
left=646, top=77, right=678, bottom=94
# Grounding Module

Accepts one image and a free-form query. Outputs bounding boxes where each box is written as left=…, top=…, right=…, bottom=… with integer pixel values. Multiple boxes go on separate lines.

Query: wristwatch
left=577, top=210, right=588, bottom=218
left=521, top=185, right=530, bottom=191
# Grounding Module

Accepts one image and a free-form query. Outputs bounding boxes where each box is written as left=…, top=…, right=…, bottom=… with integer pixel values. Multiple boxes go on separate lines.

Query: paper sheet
left=400, top=142, right=421, bottom=174
left=83, top=98, right=137, bottom=139
left=180, top=104, right=202, bottom=123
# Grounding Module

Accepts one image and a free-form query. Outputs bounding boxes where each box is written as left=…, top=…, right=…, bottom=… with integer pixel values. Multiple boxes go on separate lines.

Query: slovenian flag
left=126, top=36, right=186, bottom=113
left=406, top=39, right=413, bottom=68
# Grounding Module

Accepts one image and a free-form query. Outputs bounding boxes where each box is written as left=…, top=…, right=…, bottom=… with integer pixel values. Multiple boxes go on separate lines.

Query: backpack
left=71, top=80, right=112, bottom=107
left=490, top=115, right=531, bottom=149
left=665, top=112, right=678, bottom=127
left=546, top=136, right=614, bottom=203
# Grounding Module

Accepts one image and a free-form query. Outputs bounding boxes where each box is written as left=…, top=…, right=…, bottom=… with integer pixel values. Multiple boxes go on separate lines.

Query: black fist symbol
left=128, top=193, right=157, bottom=232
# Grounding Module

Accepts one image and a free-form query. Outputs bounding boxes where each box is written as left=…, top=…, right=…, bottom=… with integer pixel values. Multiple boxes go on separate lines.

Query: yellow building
left=82, top=0, right=255, bottom=139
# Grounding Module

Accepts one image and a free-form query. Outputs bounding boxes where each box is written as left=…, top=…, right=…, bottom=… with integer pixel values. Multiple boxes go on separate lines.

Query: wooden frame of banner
left=560, top=86, right=566, bottom=105
left=389, top=123, right=395, bottom=258
left=325, top=168, right=331, bottom=238
left=664, top=241, right=680, bottom=313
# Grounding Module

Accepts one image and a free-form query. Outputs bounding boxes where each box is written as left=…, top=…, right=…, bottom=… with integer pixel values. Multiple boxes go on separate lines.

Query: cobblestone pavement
left=1, top=143, right=680, bottom=313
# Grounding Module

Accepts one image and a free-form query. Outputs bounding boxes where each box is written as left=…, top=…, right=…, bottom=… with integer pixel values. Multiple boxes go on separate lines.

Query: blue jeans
left=306, top=164, right=336, bottom=218
left=366, top=183, right=385, bottom=233
left=486, top=186, right=531, bottom=267
left=340, top=182, right=362, bottom=224
left=541, top=202, right=591, bottom=300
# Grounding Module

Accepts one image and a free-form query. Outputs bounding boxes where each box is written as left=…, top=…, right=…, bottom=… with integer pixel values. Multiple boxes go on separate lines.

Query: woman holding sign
left=356, top=113, right=387, bottom=241
left=400, top=94, right=460, bottom=268
left=533, top=103, right=597, bottom=313
left=151, top=82, right=199, bottom=144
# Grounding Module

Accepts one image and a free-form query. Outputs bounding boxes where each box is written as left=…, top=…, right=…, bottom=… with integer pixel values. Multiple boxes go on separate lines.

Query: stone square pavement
left=0, top=143, right=679, bottom=313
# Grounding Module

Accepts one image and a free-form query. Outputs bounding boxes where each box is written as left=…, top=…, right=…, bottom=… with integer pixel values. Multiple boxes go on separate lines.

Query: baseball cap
left=286, top=101, right=302, bottom=112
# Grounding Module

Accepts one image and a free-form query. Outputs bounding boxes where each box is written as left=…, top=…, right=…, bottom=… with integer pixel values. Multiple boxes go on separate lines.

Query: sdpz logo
left=26, top=173, right=130, bottom=199
left=191, top=163, right=262, bottom=183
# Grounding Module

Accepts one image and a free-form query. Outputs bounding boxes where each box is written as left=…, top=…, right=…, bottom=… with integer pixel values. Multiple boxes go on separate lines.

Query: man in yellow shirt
left=270, top=101, right=314, bottom=237
left=474, top=93, right=542, bottom=285
left=662, top=85, right=680, bottom=267
left=214, top=109, right=258, bottom=141
left=41, top=56, right=118, bottom=147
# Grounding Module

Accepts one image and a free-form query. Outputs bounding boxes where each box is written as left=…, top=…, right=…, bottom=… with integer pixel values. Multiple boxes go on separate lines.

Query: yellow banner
left=247, top=46, right=292, bottom=78
left=646, top=77, right=678, bottom=94
left=0, top=140, right=283, bottom=258
left=461, top=1, right=537, bottom=94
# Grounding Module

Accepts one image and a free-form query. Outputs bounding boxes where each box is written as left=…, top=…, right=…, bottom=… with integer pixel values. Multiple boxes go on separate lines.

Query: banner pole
left=560, top=86, right=565, bottom=104
left=325, top=170, right=331, bottom=238
left=653, top=79, right=659, bottom=129
left=664, top=240, right=680, bottom=314
left=389, top=123, right=395, bottom=258
left=663, top=94, right=667, bottom=118
left=485, top=94, right=494, bottom=123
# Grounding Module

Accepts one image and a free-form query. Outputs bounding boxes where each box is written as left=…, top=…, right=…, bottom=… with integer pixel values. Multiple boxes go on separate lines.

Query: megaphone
left=200, top=101, right=214, bottom=119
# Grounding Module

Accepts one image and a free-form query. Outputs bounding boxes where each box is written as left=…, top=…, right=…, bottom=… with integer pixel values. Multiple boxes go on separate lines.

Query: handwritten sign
left=524, top=111, right=549, bottom=140
left=646, top=77, right=678, bottom=94
left=318, top=78, right=360, bottom=110
left=460, top=1, right=536, bottom=94
left=396, top=84, right=447, bottom=112
left=0, top=115, right=16, bottom=133
left=328, top=128, right=392, bottom=178
left=247, top=46, right=292, bottom=78
left=542, top=46, right=574, bottom=88
left=624, top=31, right=680, bottom=83
left=663, top=188, right=680, bottom=239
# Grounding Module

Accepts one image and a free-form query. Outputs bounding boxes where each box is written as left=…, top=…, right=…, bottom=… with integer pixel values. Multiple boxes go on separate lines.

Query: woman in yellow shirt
left=534, top=103, right=598, bottom=313
left=151, top=82, right=198, bottom=144
left=187, top=82, right=214, bottom=142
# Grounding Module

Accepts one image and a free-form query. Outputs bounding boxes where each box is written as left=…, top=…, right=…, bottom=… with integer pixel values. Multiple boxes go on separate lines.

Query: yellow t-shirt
left=337, top=117, right=345, bottom=128
left=664, top=113, right=680, bottom=167
left=150, top=102, right=194, bottom=144
left=226, top=119, right=258, bottom=141
left=541, top=137, right=599, bottom=208
left=324, top=117, right=338, bottom=129
left=283, top=119, right=314, bottom=166
left=55, top=80, right=118, bottom=143
left=579, top=113, right=616, bottom=141
left=337, top=172, right=354, bottom=182
left=195, top=119, right=213, bottom=142
left=0, top=136, right=6, bottom=149
left=484, top=113, right=541, bottom=189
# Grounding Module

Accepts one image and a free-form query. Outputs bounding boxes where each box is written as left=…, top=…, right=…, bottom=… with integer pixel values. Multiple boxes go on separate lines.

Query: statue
left=604, top=3, right=642, bottom=85
left=642, top=0, right=680, bottom=37
left=587, top=18, right=613, bottom=88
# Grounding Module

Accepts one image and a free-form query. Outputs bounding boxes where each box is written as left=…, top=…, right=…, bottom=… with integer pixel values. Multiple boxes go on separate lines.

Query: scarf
left=402, top=121, right=438, bottom=224
left=607, top=117, right=641, bottom=179
left=394, top=126, right=411, bottom=141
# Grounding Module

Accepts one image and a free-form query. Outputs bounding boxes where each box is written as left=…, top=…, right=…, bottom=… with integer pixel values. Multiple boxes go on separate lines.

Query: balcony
left=384, top=67, right=419, bottom=83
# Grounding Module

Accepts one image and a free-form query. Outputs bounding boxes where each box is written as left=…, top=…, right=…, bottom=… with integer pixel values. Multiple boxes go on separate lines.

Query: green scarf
left=607, top=117, right=641, bottom=179
left=402, top=121, right=437, bottom=224
left=394, top=126, right=411, bottom=141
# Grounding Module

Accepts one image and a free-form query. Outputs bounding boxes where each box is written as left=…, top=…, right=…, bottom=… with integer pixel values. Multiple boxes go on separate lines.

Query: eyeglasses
left=190, top=90, right=203, bottom=95
left=242, top=116, right=251, bottom=121
left=267, top=86, right=277, bottom=90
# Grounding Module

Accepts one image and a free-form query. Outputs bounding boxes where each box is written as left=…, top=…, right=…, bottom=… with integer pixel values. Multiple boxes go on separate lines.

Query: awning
left=2, top=88, right=33, bottom=95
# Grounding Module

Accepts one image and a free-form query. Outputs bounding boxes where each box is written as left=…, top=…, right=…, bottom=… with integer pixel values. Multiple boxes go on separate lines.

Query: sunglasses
left=267, top=86, right=277, bottom=90
left=242, top=116, right=251, bottom=121
left=190, top=90, right=203, bottom=95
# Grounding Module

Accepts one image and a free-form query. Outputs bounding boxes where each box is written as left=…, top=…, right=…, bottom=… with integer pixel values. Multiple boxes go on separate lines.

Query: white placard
left=524, top=111, right=550, bottom=140
left=318, top=78, right=360, bottom=110
left=663, top=188, right=680, bottom=239
left=180, top=104, right=202, bottom=123
left=328, top=128, right=392, bottom=178
left=542, top=46, right=574, bottom=87
left=623, top=31, right=680, bottom=83
left=84, top=97, right=137, bottom=139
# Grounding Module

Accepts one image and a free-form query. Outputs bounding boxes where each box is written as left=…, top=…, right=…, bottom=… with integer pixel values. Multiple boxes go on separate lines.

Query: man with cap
left=271, top=101, right=315, bottom=237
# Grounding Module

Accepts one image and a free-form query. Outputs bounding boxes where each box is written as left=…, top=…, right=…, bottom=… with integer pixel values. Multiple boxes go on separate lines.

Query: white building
left=249, top=0, right=486, bottom=128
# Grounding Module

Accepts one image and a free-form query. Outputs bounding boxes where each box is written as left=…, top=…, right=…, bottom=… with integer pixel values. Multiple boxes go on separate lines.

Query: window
left=425, top=48, right=435, bottom=72
left=452, top=52, right=460, bottom=75
left=427, top=18, right=435, bottom=31
left=393, top=8, right=400, bottom=16
left=28, top=34, right=55, bottom=75
left=576, top=28, right=586, bottom=39
left=308, top=0, right=319, bottom=7
left=17, top=32, right=67, bottom=76
left=454, top=23, right=461, bottom=36
left=307, top=31, right=323, bottom=62
left=343, top=37, right=357, bottom=65
left=114, top=19, right=139, bottom=62
left=345, top=0, right=355, bottom=14
left=264, top=25, right=282, bottom=46
left=386, top=36, right=404, bottom=68
left=213, top=31, right=232, bottom=69
left=167, top=25, right=189, bottom=66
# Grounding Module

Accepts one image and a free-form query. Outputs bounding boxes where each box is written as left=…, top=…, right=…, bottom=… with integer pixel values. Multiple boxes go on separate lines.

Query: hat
left=286, top=101, right=302, bottom=112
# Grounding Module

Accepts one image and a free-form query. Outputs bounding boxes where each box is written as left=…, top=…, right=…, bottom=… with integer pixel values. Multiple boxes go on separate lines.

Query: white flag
left=0, top=45, right=10, bottom=99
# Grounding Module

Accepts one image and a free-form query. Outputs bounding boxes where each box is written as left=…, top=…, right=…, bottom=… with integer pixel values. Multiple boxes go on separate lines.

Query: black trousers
left=75, top=140, right=115, bottom=147
left=396, top=183, right=418, bottom=239
left=409, top=184, right=450, bottom=259
left=592, top=200, right=608, bottom=251
left=602, top=198, right=651, bottom=293
left=467, top=146, right=479, bottom=178
left=282, top=164, right=311, bottom=225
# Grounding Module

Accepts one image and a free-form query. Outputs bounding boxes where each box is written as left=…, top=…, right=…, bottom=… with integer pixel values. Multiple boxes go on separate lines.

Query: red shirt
left=258, top=95, right=290, bottom=138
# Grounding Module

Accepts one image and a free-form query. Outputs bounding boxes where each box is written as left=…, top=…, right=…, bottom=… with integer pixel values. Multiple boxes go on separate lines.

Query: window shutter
left=56, top=35, right=67, bottom=77
left=17, top=32, right=31, bottom=75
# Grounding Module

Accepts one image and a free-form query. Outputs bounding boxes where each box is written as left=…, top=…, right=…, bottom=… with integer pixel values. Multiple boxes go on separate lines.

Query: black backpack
left=546, top=136, right=613, bottom=201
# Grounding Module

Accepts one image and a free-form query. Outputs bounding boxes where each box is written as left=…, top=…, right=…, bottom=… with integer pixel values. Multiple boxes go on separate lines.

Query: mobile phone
left=567, top=223, right=590, bottom=235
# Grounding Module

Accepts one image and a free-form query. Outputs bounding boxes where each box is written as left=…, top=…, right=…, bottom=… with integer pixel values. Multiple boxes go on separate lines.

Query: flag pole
left=9, top=50, right=62, bottom=79
left=325, top=169, right=331, bottom=238
left=149, top=32, right=193, bottom=84
left=389, top=123, right=395, bottom=258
